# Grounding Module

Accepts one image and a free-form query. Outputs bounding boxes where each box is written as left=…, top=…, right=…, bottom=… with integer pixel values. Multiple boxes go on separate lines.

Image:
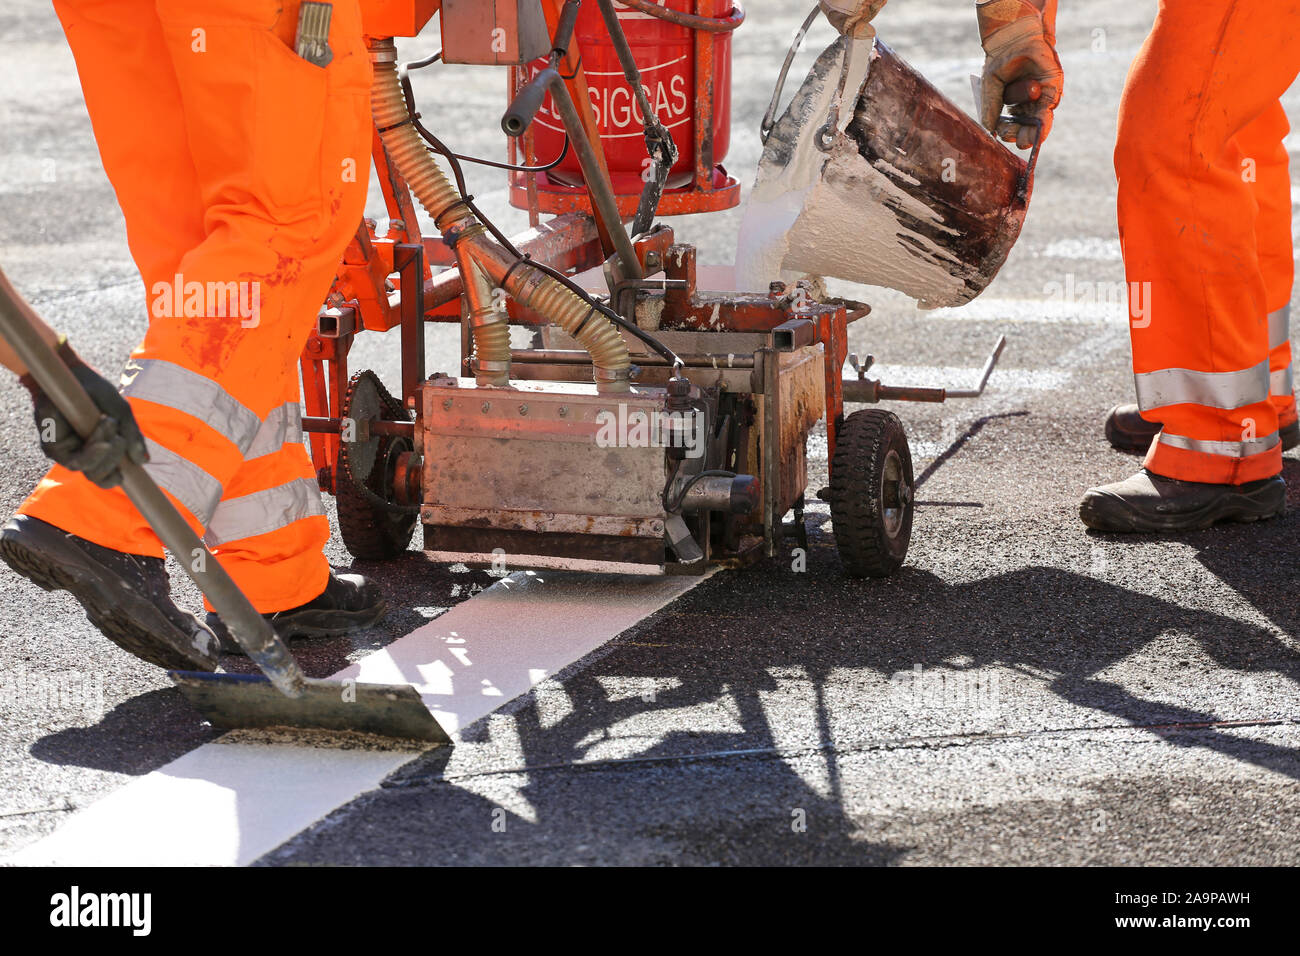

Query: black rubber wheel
left=337, top=433, right=417, bottom=560
left=829, top=408, right=914, bottom=578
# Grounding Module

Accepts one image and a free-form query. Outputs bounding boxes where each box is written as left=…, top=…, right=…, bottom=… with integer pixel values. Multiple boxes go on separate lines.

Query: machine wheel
left=336, top=370, right=418, bottom=560
left=829, top=408, right=914, bottom=578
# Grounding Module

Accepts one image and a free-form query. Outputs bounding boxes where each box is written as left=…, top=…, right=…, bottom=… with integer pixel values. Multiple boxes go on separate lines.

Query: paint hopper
left=736, top=33, right=1040, bottom=309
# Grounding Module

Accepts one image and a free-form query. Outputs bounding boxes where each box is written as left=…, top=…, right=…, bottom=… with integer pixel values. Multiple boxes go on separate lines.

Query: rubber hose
left=369, top=41, right=629, bottom=391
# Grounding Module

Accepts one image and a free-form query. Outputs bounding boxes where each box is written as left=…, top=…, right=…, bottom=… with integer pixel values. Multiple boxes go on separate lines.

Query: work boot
left=1102, top=404, right=1162, bottom=453
left=1079, top=469, right=1285, bottom=533
left=0, top=515, right=220, bottom=670
left=1283, top=417, right=1300, bottom=452
left=1104, top=403, right=1300, bottom=453
left=208, top=569, right=386, bottom=654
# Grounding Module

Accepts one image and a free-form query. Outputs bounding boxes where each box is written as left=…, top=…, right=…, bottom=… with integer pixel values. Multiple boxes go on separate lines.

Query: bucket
left=735, top=35, right=1038, bottom=308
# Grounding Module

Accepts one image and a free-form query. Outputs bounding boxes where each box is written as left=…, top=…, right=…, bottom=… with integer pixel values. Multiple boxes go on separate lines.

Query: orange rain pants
left=1117, top=0, right=1300, bottom=484
left=19, top=0, right=371, bottom=611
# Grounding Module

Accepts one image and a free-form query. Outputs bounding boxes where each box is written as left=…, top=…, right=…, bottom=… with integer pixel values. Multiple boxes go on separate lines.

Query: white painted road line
left=332, top=570, right=714, bottom=735
left=1039, top=237, right=1123, bottom=261
left=11, top=569, right=712, bottom=866
left=923, top=298, right=1128, bottom=324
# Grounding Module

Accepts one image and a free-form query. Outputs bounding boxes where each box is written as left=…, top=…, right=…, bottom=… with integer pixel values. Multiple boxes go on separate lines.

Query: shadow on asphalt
left=27, top=460, right=1300, bottom=863
left=265, top=498, right=1300, bottom=864
left=31, top=688, right=219, bottom=774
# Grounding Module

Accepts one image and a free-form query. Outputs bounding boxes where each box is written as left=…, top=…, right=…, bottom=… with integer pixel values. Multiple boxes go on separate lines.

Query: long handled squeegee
left=0, top=277, right=448, bottom=744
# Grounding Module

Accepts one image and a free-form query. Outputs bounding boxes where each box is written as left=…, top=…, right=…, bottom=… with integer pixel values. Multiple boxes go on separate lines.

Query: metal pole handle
left=761, top=4, right=823, bottom=143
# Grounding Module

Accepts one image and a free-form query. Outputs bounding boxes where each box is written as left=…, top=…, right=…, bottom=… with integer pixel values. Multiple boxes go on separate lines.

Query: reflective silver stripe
left=121, top=359, right=260, bottom=452
left=1270, top=364, right=1294, bottom=397
left=1269, top=305, right=1291, bottom=350
left=203, top=477, right=326, bottom=547
left=244, top=401, right=305, bottom=460
left=141, top=439, right=224, bottom=524
left=1134, top=360, right=1269, bottom=412
left=1157, top=429, right=1280, bottom=460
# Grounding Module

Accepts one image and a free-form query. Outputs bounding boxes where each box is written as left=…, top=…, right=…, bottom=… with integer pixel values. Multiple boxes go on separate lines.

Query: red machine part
left=361, top=0, right=440, bottom=38
left=511, top=0, right=743, bottom=217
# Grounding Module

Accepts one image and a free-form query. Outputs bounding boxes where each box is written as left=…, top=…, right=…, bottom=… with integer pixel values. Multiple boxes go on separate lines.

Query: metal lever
left=945, top=335, right=1007, bottom=398
left=843, top=336, right=1007, bottom=404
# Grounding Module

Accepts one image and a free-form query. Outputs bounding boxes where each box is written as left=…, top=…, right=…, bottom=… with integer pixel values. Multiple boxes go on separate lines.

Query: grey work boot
left=0, top=515, right=220, bottom=670
left=1079, top=469, right=1285, bottom=533
left=1105, top=403, right=1300, bottom=453
left=207, top=569, right=386, bottom=654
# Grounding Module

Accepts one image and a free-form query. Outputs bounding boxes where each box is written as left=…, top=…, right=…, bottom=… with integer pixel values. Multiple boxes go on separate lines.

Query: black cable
left=404, top=51, right=442, bottom=71
left=451, top=136, right=570, bottom=174
left=400, top=60, right=571, bottom=173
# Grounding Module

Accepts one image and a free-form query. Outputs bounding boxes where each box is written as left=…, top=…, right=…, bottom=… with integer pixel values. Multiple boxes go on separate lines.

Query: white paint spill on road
left=10, top=569, right=711, bottom=866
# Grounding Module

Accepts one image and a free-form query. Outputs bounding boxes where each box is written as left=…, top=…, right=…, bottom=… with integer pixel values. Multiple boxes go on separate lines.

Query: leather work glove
left=819, top=0, right=888, bottom=36
left=976, top=0, right=1062, bottom=149
left=19, top=340, right=148, bottom=489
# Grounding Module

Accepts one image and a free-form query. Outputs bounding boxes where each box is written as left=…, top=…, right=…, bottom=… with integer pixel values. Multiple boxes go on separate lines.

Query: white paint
left=735, top=37, right=974, bottom=307
left=11, top=745, right=416, bottom=867
left=781, top=141, right=972, bottom=307
left=330, top=570, right=711, bottom=735
left=10, top=569, right=712, bottom=866
left=734, top=35, right=875, bottom=292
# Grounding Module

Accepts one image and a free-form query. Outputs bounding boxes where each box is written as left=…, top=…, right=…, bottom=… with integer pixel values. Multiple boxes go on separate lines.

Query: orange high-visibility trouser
left=19, top=0, right=371, bottom=611
left=1117, top=0, right=1300, bottom=484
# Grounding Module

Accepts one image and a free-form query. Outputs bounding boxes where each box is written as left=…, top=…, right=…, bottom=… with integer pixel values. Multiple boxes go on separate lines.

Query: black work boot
left=1284, top=419, right=1300, bottom=451
left=1079, top=469, right=1285, bottom=533
left=0, top=515, right=220, bottom=670
left=1103, top=404, right=1162, bottom=453
left=1105, top=403, right=1300, bottom=453
left=208, top=569, right=386, bottom=654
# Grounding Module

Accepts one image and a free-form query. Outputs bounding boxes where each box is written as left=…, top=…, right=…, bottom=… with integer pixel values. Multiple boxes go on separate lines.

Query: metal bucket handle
left=1009, top=116, right=1043, bottom=206
left=760, top=4, right=823, bottom=144
left=762, top=7, right=1047, bottom=190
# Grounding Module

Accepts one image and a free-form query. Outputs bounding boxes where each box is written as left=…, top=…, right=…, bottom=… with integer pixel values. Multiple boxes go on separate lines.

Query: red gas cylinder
left=510, top=1, right=743, bottom=217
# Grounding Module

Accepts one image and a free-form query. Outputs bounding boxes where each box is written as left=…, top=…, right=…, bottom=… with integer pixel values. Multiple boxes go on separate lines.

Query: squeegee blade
left=169, top=671, right=451, bottom=744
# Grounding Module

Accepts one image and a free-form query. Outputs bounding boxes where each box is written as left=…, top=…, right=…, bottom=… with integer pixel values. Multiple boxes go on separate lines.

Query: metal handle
left=999, top=78, right=1045, bottom=204
left=760, top=4, right=823, bottom=143
left=944, top=335, right=1008, bottom=398
left=502, top=65, right=557, bottom=137
left=0, top=279, right=307, bottom=698
left=843, top=336, right=1007, bottom=403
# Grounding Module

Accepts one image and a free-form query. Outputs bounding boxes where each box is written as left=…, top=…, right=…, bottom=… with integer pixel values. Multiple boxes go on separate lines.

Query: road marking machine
left=3, top=1, right=1041, bottom=741
left=306, top=0, right=1034, bottom=586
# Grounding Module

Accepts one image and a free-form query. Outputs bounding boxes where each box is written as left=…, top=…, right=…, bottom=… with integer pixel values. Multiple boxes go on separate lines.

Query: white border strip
left=11, top=569, right=712, bottom=866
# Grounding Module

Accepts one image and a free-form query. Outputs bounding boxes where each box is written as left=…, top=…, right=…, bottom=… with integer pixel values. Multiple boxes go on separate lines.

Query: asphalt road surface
left=3, top=0, right=1300, bottom=866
